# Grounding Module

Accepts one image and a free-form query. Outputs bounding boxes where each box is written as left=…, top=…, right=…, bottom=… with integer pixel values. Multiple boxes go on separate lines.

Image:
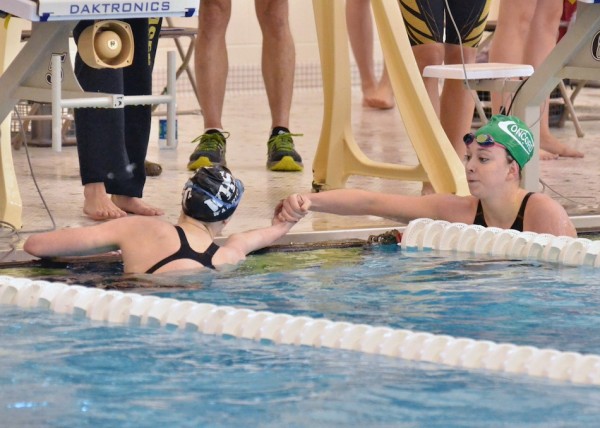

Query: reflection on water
left=2, top=245, right=600, bottom=354
left=0, top=245, right=370, bottom=290
left=2, top=304, right=600, bottom=426
left=2, top=245, right=600, bottom=425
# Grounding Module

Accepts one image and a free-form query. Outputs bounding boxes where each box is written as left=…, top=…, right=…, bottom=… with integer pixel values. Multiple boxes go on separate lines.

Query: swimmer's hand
left=276, top=193, right=310, bottom=223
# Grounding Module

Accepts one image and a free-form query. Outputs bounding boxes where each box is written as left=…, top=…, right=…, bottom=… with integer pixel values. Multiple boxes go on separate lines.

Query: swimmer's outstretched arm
left=278, top=189, right=460, bottom=223
left=23, top=218, right=130, bottom=258
left=219, top=218, right=296, bottom=263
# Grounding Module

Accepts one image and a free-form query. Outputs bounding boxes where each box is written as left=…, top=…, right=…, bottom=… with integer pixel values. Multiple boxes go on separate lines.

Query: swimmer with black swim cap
left=24, top=165, right=297, bottom=274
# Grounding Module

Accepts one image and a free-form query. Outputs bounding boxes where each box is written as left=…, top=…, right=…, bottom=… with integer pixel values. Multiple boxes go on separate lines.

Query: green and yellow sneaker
left=187, top=130, right=228, bottom=171
left=267, top=130, right=303, bottom=172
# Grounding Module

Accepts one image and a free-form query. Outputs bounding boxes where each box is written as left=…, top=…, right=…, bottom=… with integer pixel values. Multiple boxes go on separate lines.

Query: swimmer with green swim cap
left=276, top=114, right=576, bottom=237
left=464, top=115, right=534, bottom=169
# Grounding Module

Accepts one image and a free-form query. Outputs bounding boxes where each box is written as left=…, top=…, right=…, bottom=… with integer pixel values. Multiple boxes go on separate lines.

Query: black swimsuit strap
left=202, top=241, right=220, bottom=259
left=145, top=226, right=219, bottom=273
left=510, top=192, right=533, bottom=232
left=473, top=200, right=486, bottom=227
left=472, top=192, right=534, bottom=232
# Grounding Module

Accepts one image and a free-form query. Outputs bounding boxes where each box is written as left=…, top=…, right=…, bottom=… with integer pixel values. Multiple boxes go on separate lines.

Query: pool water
left=2, top=246, right=600, bottom=426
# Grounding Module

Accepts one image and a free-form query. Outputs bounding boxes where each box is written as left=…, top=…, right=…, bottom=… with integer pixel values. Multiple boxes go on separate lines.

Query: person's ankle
left=204, top=128, right=224, bottom=135
left=271, top=126, right=290, bottom=138
left=83, top=183, right=108, bottom=198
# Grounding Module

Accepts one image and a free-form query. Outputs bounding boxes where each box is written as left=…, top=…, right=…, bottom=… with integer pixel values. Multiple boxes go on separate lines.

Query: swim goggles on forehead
left=463, top=133, right=503, bottom=148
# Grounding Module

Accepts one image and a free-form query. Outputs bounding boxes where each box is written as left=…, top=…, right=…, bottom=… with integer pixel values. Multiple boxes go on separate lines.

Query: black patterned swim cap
left=181, top=166, right=244, bottom=222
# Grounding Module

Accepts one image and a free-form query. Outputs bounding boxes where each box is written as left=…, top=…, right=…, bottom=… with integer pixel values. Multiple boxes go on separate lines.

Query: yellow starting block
left=0, top=17, right=26, bottom=228
left=311, top=0, right=469, bottom=196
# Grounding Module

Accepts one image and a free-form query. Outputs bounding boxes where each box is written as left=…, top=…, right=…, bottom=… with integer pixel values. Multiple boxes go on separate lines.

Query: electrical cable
left=503, top=78, right=527, bottom=115
left=1, top=106, right=59, bottom=245
left=0, top=220, right=18, bottom=262
left=539, top=178, right=596, bottom=205
left=0, top=105, right=60, bottom=260
left=443, top=0, right=480, bottom=113
left=12, top=105, right=57, bottom=234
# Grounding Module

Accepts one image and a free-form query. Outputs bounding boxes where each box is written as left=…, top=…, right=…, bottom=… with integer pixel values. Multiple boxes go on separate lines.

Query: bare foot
left=539, top=148, right=559, bottom=160
left=421, top=182, right=435, bottom=196
left=83, top=183, right=127, bottom=221
left=112, top=195, right=164, bottom=216
left=363, top=84, right=395, bottom=110
left=540, top=132, right=584, bottom=158
left=360, top=83, right=377, bottom=106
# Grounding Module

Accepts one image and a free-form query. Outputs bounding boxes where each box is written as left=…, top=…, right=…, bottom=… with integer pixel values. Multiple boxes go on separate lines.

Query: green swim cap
left=475, top=115, right=534, bottom=168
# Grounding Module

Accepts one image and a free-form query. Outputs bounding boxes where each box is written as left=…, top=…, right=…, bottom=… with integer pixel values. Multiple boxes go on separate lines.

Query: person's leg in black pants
left=73, top=18, right=164, bottom=220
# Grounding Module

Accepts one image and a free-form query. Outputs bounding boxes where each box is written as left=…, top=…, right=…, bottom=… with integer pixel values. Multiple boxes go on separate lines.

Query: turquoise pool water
left=2, top=246, right=600, bottom=426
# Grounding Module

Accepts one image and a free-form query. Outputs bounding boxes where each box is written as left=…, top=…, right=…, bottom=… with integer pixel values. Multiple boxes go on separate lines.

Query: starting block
left=423, top=62, right=534, bottom=125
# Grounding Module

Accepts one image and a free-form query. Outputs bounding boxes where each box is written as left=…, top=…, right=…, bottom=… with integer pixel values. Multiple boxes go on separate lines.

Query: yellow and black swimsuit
left=399, top=0, right=491, bottom=47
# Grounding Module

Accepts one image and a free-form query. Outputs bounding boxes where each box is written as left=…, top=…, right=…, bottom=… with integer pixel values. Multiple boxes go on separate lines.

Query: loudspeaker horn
left=78, top=20, right=134, bottom=69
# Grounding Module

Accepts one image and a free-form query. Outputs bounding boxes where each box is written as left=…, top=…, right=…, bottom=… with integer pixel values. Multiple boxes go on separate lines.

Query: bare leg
left=345, top=0, right=393, bottom=109
left=412, top=44, right=444, bottom=116
left=346, top=0, right=377, bottom=103
left=83, top=183, right=127, bottom=221
left=196, top=0, right=231, bottom=130
left=539, top=101, right=583, bottom=157
left=256, top=0, right=294, bottom=130
left=488, top=0, right=534, bottom=115
left=490, top=0, right=581, bottom=158
left=111, top=195, right=164, bottom=217
left=371, top=64, right=395, bottom=109
left=440, top=44, right=477, bottom=161
left=526, top=1, right=583, bottom=157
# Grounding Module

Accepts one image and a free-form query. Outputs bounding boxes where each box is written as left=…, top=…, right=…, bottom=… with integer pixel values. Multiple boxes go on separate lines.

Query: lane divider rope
left=401, top=218, right=600, bottom=266
left=1, top=270, right=599, bottom=386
